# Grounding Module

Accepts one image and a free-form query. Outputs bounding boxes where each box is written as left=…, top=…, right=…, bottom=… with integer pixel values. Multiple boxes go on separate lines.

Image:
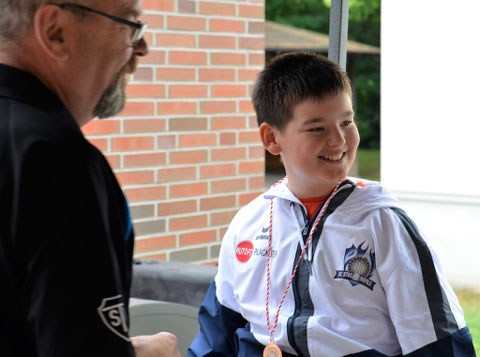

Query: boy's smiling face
left=263, top=92, right=359, bottom=197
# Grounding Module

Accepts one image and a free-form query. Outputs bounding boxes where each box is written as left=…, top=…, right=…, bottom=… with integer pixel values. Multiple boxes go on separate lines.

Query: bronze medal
left=263, top=341, right=282, bottom=357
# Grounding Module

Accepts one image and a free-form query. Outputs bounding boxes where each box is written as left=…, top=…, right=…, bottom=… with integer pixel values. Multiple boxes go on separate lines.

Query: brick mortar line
left=124, top=98, right=254, bottom=101
left=128, top=94, right=254, bottom=98
left=134, top=66, right=265, bottom=72
left=142, top=16, right=265, bottom=23
left=131, top=78, right=260, bottom=82
left=88, top=129, right=261, bottom=135
left=146, top=29, right=264, bottom=37
left=133, top=233, right=178, bottom=242
left=130, top=197, right=200, bottom=207
left=122, top=169, right=259, bottom=177
left=143, top=7, right=265, bottom=16
left=126, top=208, right=260, bottom=238
left=133, top=244, right=222, bottom=259
left=135, top=240, right=223, bottom=253
left=125, top=191, right=258, bottom=200
left=116, top=162, right=261, bottom=171
left=152, top=31, right=263, bottom=37
left=170, top=176, right=256, bottom=182
left=132, top=220, right=238, bottom=233
left=95, top=147, right=262, bottom=156
left=142, top=49, right=264, bottom=54
left=87, top=136, right=260, bottom=142
left=133, top=208, right=240, bottom=226
left=137, top=64, right=265, bottom=68
left=121, top=176, right=262, bottom=187
left=125, top=97, right=256, bottom=101
left=138, top=81, right=257, bottom=84
left=134, top=222, right=231, bottom=235
left=145, top=47, right=265, bottom=52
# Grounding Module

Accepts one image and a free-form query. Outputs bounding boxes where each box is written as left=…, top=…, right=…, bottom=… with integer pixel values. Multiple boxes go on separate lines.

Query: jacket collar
left=264, top=177, right=356, bottom=204
left=0, top=63, right=77, bottom=128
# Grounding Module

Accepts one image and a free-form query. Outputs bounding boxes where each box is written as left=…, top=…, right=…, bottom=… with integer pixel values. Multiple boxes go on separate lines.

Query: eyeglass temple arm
left=57, top=3, right=144, bottom=29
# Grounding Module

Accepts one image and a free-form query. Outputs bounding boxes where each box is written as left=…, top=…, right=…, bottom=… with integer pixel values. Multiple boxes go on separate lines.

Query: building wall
left=82, top=0, right=266, bottom=264
left=382, top=0, right=480, bottom=289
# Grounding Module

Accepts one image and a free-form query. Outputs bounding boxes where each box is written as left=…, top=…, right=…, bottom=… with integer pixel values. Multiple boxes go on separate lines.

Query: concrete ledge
left=131, top=259, right=217, bottom=307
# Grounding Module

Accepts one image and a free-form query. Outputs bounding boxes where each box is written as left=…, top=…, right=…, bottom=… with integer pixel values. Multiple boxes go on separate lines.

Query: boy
left=188, top=52, right=475, bottom=356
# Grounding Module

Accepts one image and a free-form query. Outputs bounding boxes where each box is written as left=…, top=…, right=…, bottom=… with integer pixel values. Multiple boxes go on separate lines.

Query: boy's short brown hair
left=252, top=52, right=352, bottom=131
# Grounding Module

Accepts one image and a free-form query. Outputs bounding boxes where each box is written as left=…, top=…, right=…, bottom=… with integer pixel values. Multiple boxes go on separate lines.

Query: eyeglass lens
left=132, top=27, right=144, bottom=46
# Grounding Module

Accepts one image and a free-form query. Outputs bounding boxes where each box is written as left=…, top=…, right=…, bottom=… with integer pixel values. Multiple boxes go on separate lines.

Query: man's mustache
left=125, top=57, right=138, bottom=75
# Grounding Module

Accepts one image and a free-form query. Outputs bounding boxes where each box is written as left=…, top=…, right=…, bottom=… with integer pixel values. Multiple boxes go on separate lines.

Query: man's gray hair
left=0, top=0, right=92, bottom=46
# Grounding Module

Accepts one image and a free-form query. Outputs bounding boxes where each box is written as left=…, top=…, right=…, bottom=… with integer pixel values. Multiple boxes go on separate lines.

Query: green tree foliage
left=355, top=56, right=380, bottom=148
left=266, top=0, right=330, bottom=34
left=266, top=0, right=380, bottom=149
left=348, top=0, right=381, bottom=47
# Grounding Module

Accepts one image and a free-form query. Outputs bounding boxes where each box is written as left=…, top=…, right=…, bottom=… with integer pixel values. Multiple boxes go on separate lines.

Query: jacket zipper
left=287, top=203, right=315, bottom=355
left=285, top=182, right=354, bottom=356
left=300, top=206, right=314, bottom=275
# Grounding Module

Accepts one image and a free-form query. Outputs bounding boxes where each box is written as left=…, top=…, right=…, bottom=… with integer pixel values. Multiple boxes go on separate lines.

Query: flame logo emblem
left=334, top=242, right=376, bottom=290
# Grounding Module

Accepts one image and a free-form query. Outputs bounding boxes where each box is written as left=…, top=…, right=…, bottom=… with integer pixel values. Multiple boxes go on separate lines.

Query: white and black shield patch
left=97, top=295, right=129, bottom=341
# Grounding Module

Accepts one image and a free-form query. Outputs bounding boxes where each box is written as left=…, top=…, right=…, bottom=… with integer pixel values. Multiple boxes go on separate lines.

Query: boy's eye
left=308, top=127, right=325, bottom=132
left=341, top=120, right=353, bottom=127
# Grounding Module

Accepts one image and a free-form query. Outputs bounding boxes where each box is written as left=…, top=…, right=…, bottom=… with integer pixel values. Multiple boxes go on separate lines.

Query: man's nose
left=133, top=37, right=149, bottom=57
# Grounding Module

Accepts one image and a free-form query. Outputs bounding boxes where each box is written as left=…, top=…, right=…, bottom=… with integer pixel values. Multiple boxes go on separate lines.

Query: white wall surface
left=382, top=0, right=480, bottom=289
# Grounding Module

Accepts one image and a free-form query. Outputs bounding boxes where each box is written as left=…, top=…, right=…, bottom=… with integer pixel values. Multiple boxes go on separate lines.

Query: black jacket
left=0, top=63, right=135, bottom=356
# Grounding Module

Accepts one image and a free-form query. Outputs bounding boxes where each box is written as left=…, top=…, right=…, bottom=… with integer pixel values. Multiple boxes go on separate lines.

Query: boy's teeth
left=321, top=153, right=343, bottom=161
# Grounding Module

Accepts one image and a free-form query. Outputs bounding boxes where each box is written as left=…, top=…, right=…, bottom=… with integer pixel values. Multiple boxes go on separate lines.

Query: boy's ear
left=33, top=5, right=70, bottom=61
left=259, top=122, right=282, bottom=155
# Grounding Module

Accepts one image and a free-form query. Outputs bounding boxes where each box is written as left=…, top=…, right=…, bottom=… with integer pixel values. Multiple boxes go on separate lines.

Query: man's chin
left=93, top=75, right=127, bottom=119
left=93, top=58, right=137, bottom=119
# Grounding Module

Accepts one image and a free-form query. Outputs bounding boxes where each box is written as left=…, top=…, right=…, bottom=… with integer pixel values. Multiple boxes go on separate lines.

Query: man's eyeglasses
left=56, top=3, right=147, bottom=47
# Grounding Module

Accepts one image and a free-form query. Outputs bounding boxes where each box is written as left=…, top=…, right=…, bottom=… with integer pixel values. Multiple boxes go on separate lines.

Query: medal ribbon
left=265, top=179, right=345, bottom=338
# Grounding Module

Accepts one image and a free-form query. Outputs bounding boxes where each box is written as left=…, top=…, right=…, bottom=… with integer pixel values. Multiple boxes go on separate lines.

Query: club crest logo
left=97, top=295, right=129, bottom=341
left=334, top=242, right=376, bottom=290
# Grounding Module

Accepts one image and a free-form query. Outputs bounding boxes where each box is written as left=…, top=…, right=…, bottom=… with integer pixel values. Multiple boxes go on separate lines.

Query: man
left=0, top=1, right=180, bottom=356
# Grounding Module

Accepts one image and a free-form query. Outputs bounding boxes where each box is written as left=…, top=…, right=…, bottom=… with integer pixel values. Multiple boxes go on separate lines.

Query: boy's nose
left=327, top=127, right=346, bottom=146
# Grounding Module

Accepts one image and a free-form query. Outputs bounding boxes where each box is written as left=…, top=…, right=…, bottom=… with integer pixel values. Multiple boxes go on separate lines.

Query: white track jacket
left=189, top=178, right=475, bottom=356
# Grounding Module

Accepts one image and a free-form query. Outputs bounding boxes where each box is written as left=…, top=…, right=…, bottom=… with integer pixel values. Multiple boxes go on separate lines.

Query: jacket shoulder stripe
left=389, top=207, right=459, bottom=339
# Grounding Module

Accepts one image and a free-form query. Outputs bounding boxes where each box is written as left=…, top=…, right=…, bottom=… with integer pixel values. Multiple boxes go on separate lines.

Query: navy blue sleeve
left=405, top=327, right=476, bottom=356
left=188, top=281, right=248, bottom=356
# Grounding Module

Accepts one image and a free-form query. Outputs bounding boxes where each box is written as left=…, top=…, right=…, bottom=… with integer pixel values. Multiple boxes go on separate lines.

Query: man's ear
left=33, top=5, right=69, bottom=61
left=259, top=122, right=282, bottom=155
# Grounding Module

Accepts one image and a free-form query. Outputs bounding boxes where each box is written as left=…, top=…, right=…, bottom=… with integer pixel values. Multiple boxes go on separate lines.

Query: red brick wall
left=82, top=0, right=265, bottom=264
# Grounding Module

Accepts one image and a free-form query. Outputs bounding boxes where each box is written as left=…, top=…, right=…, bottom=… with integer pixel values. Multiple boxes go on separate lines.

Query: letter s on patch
left=97, top=295, right=129, bottom=341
